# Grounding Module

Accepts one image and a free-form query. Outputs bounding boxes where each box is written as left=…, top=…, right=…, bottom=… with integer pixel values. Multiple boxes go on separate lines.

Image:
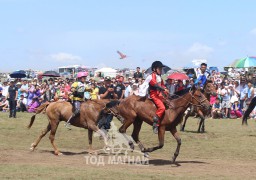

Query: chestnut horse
left=105, top=86, right=211, bottom=163
left=180, top=80, right=216, bottom=133
left=27, top=100, right=110, bottom=155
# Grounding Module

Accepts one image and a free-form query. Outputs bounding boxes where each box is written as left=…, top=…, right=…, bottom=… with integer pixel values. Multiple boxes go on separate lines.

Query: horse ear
left=191, top=85, right=196, bottom=92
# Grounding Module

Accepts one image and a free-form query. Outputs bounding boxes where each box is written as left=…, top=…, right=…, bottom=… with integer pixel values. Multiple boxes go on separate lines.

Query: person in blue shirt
left=195, top=63, right=210, bottom=86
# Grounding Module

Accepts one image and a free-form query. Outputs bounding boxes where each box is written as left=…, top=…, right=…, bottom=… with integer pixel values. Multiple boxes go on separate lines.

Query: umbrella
left=144, top=65, right=171, bottom=74
left=42, top=71, right=60, bottom=77
left=10, top=70, right=26, bottom=78
left=167, top=73, right=189, bottom=80
left=228, top=57, right=256, bottom=68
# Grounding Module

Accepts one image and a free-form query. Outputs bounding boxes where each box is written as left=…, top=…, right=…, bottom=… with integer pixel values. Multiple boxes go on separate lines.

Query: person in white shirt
left=124, top=81, right=132, bottom=98
left=221, top=84, right=231, bottom=118
left=2, top=81, right=9, bottom=97
left=20, top=80, right=29, bottom=98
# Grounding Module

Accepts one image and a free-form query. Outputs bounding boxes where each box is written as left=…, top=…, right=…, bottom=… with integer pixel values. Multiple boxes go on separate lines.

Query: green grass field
left=1, top=112, right=256, bottom=180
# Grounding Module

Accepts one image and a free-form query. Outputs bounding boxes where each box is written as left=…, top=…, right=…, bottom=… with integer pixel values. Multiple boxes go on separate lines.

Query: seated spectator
left=17, top=94, right=27, bottom=112
left=27, top=96, right=40, bottom=113
left=230, top=99, right=242, bottom=119
left=0, top=96, right=9, bottom=112
left=211, top=98, right=222, bottom=119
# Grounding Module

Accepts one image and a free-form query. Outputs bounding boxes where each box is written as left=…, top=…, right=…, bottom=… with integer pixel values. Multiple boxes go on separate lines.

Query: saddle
left=138, top=94, right=174, bottom=110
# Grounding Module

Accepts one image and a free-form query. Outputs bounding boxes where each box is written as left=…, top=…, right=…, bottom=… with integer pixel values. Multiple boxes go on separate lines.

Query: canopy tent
left=95, top=67, right=117, bottom=78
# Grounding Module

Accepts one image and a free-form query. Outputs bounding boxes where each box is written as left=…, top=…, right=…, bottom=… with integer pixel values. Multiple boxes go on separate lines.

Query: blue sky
left=1, top=0, right=256, bottom=71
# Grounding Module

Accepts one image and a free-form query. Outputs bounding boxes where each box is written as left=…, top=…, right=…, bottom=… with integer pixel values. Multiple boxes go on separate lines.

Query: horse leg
left=181, top=111, right=190, bottom=131
left=49, top=121, right=62, bottom=155
left=131, top=119, right=149, bottom=157
left=142, top=125, right=165, bottom=153
left=88, top=123, right=109, bottom=149
left=87, top=129, right=97, bottom=155
left=118, top=117, right=135, bottom=148
left=197, top=110, right=205, bottom=133
left=170, top=127, right=181, bottom=163
left=30, top=123, right=51, bottom=151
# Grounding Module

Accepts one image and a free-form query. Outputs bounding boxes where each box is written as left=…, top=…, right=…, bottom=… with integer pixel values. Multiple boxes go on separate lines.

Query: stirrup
left=65, top=122, right=72, bottom=130
left=153, top=123, right=158, bottom=134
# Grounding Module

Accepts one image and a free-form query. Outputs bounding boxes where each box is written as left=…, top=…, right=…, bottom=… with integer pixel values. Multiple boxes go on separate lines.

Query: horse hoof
left=144, top=153, right=150, bottom=158
left=55, top=152, right=63, bottom=156
left=105, top=146, right=111, bottom=151
left=30, top=147, right=35, bottom=151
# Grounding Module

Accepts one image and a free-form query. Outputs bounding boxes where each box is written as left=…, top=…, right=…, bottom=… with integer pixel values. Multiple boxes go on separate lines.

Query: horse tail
left=27, top=102, right=50, bottom=129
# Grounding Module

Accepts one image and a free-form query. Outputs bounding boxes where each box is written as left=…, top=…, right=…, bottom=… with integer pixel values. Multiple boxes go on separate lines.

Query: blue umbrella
left=10, top=70, right=27, bottom=78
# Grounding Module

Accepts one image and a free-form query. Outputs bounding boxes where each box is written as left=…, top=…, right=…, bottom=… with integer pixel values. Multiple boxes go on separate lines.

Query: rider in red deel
left=149, top=61, right=169, bottom=134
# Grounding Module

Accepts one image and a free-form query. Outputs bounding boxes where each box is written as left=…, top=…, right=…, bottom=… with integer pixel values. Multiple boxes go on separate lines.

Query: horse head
left=203, top=80, right=217, bottom=97
left=190, top=85, right=211, bottom=111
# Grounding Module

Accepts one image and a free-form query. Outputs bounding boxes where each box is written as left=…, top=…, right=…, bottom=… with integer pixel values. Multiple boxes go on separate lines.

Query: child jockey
left=149, top=61, right=169, bottom=134
left=65, top=71, right=88, bottom=129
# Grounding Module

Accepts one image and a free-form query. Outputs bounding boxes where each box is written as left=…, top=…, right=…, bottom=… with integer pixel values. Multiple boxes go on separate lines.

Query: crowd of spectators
left=1, top=66, right=256, bottom=119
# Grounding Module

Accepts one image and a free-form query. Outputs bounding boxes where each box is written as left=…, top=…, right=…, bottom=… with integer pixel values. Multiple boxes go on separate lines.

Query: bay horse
left=105, top=86, right=211, bottom=163
left=180, top=80, right=216, bottom=133
left=27, top=100, right=110, bottom=155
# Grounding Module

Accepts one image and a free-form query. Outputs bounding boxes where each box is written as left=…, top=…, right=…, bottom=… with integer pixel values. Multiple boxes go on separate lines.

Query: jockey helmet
left=77, top=72, right=88, bottom=78
left=151, top=61, right=165, bottom=71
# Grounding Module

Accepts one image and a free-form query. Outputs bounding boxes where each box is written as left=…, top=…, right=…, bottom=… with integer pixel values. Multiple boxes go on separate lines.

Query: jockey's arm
left=149, top=73, right=165, bottom=91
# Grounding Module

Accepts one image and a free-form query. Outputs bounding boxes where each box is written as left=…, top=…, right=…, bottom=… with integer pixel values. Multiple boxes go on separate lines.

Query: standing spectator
left=0, top=83, right=3, bottom=97
left=20, top=80, right=28, bottom=100
left=134, top=67, right=143, bottom=83
left=247, top=81, right=254, bottom=103
left=98, top=76, right=117, bottom=130
left=239, top=77, right=248, bottom=111
left=115, top=76, right=125, bottom=99
left=195, top=63, right=210, bottom=85
left=27, top=81, right=36, bottom=106
left=16, top=82, right=22, bottom=100
left=7, top=80, right=18, bottom=118
left=90, top=83, right=99, bottom=100
left=221, top=84, right=231, bottom=118
left=175, top=80, right=185, bottom=92
left=2, top=80, right=9, bottom=97
left=165, top=79, right=175, bottom=95
left=124, top=81, right=132, bottom=98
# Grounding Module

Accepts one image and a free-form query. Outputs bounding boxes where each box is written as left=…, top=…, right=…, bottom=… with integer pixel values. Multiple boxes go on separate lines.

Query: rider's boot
left=152, top=116, right=160, bottom=134
left=65, top=109, right=80, bottom=130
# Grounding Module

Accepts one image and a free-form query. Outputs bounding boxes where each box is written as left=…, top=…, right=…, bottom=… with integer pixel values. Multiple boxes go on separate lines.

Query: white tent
left=95, top=67, right=117, bottom=78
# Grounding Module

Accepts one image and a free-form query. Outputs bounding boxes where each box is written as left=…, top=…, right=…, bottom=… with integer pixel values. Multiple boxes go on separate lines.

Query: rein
left=163, top=90, right=207, bottom=109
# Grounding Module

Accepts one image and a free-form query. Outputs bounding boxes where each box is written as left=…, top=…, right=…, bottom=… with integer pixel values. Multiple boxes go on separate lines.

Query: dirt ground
left=1, top=112, right=256, bottom=179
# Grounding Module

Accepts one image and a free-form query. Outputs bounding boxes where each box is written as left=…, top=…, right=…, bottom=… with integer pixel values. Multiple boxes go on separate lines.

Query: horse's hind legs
left=30, top=123, right=51, bottom=151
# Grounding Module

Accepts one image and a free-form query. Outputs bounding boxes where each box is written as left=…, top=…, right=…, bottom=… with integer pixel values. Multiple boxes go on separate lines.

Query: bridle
left=162, top=89, right=208, bottom=110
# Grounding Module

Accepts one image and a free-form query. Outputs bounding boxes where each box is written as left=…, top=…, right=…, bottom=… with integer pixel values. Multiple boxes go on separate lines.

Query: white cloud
left=187, top=42, right=214, bottom=54
left=50, top=52, right=82, bottom=62
left=250, top=28, right=256, bottom=36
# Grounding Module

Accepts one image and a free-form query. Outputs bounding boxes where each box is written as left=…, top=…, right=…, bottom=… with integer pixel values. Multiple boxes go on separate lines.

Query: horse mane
left=106, top=100, right=120, bottom=108
left=174, top=87, right=191, bottom=96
